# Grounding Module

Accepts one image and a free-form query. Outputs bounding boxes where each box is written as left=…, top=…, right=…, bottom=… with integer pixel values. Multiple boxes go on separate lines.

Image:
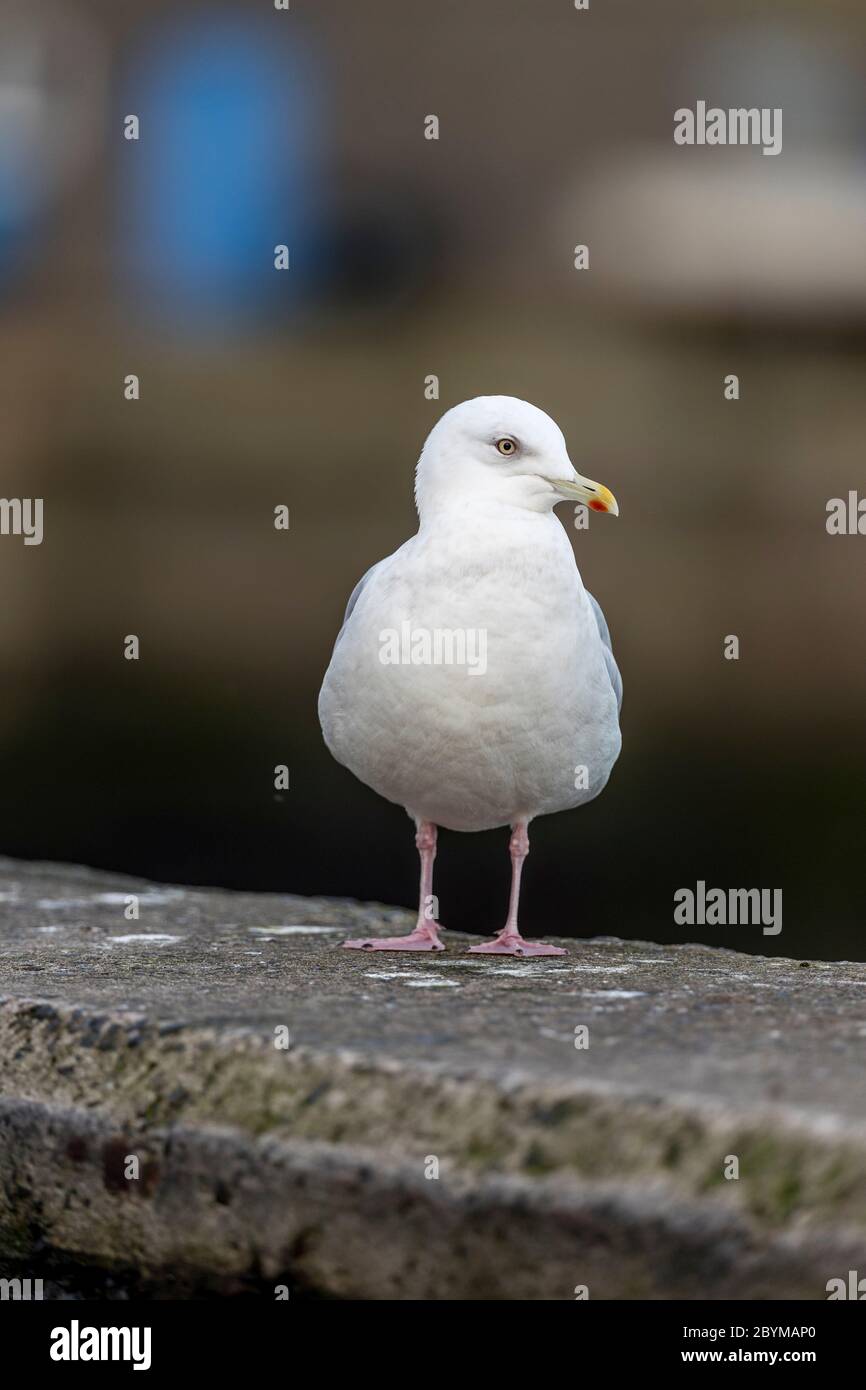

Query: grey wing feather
left=586, top=591, right=622, bottom=713
left=335, top=559, right=387, bottom=645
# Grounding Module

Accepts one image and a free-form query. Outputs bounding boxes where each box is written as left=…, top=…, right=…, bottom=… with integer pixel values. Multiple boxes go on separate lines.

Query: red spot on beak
left=589, top=499, right=607, bottom=512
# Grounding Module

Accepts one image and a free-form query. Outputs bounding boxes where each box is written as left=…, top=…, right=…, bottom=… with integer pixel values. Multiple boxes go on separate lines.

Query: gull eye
left=496, top=437, right=517, bottom=456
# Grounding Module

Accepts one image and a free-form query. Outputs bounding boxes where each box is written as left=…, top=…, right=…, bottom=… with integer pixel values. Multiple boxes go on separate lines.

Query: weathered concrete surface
left=2, top=857, right=866, bottom=1299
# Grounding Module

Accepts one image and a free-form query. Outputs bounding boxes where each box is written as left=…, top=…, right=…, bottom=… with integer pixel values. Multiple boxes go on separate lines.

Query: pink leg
left=343, top=820, right=445, bottom=951
left=468, top=821, right=566, bottom=957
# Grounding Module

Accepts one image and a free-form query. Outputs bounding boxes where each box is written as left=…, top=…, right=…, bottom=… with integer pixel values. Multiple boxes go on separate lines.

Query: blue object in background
left=119, top=15, right=328, bottom=332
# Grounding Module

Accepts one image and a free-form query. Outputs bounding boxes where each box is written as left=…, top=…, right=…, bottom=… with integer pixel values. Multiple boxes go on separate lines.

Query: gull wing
left=586, top=590, right=622, bottom=713
left=333, top=558, right=389, bottom=647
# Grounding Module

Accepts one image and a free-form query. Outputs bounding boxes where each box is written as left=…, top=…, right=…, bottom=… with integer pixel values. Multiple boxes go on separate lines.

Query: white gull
left=318, top=396, right=621, bottom=956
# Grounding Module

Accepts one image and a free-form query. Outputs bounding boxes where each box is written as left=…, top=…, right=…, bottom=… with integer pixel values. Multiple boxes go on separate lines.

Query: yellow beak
left=549, top=472, right=619, bottom=515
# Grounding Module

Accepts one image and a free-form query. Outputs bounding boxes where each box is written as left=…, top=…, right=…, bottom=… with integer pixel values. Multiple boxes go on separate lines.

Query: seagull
left=318, top=396, right=622, bottom=956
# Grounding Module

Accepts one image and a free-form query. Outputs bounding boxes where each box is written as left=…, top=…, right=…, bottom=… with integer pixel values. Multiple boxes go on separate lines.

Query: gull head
left=414, top=396, right=618, bottom=519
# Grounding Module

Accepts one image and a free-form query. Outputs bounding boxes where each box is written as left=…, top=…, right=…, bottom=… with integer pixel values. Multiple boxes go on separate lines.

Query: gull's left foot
left=468, top=933, right=566, bottom=957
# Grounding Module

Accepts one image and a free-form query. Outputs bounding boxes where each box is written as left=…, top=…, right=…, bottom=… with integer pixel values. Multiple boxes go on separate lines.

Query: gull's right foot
left=343, top=925, right=445, bottom=952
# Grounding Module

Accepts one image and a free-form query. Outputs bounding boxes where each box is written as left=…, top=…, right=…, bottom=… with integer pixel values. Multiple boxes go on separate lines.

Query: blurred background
left=0, top=0, right=864, bottom=960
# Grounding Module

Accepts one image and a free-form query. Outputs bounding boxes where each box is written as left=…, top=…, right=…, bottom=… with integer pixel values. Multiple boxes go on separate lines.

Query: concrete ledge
left=5, top=1098, right=866, bottom=1301
left=2, top=858, right=866, bottom=1299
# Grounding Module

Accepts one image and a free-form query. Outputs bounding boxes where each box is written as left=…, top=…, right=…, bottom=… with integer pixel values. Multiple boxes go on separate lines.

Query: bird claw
left=468, top=936, right=566, bottom=957
left=343, top=929, right=445, bottom=952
